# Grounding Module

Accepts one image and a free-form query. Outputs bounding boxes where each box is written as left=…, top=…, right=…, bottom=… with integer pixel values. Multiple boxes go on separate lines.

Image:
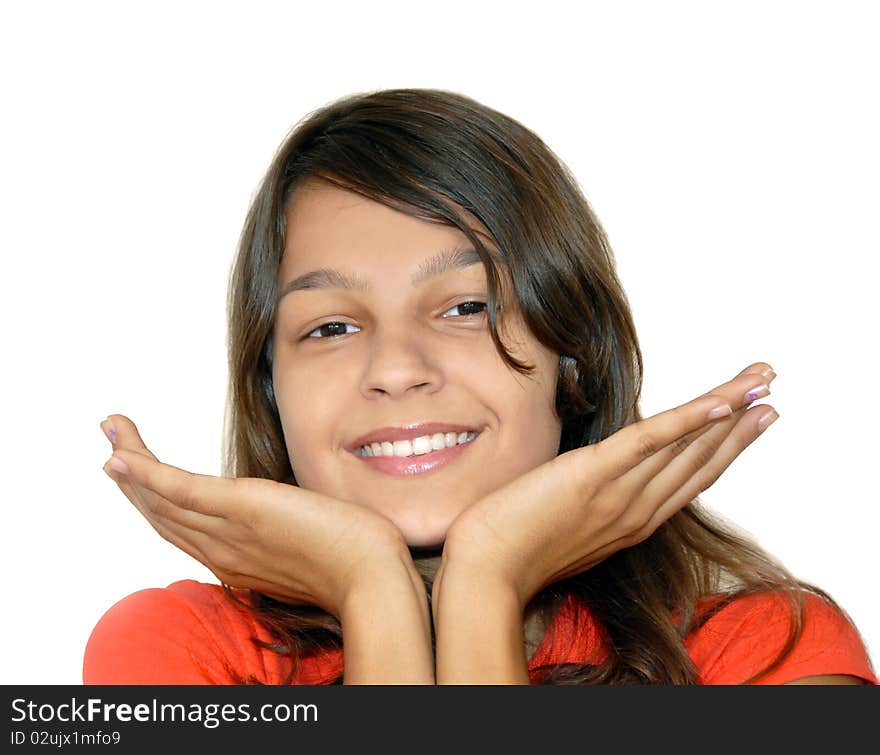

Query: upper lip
left=346, top=422, right=480, bottom=452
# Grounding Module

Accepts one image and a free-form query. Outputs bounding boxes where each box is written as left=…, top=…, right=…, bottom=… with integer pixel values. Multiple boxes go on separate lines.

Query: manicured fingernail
left=760, top=367, right=776, bottom=379
left=745, top=384, right=770, bottom=402
left=101, top=418, right=117, bottom=444
left=108, top=455, right=129, bottom=475
left=707, top=403, right=733, bottom=420
left=758, top=410, right=779, bottom=433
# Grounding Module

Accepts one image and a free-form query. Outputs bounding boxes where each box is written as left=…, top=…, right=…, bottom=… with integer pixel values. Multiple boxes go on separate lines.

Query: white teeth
left=393, top=439, right=413, bottom=457
left=412, top=436, right=432, bottom=455
left=359, top=431, right=478, bottom=458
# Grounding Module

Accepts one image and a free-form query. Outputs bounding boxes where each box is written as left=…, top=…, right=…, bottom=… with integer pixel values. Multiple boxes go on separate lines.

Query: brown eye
left=305, top=322, right=360, bottom=340
left=442, top=301, right=488, bottom=318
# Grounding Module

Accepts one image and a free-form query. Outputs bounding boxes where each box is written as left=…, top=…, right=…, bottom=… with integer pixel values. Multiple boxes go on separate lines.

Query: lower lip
left=350, top=435, right=479, bottom=477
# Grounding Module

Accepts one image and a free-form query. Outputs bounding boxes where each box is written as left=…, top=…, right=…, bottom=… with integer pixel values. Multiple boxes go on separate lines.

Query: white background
left=2, top=1, right=877, bottom=684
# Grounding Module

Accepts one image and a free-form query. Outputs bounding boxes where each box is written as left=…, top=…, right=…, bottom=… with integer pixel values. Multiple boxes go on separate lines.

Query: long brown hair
left=222, top=88, right=861, bottom=684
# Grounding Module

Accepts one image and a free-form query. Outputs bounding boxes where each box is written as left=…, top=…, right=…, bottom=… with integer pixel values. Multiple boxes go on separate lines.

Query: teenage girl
left=85, top=89, right=876, bottom=685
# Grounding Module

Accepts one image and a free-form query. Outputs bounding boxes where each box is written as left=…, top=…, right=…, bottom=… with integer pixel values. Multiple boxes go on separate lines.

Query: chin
left=400, top=528, right=448, bottom=549
left=392, top=513, right=456, bottom=549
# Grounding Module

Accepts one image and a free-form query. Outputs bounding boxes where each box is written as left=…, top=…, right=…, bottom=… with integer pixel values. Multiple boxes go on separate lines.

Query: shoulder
left=686, top=590, right=878, bottom=685
left=82, top=580, right=293, bottom=684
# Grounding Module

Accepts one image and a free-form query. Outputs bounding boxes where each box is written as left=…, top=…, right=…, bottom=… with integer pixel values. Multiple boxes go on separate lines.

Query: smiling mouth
left=350, top=432, right=481, bottom=477
left=356, top=431, right=479, bottom=458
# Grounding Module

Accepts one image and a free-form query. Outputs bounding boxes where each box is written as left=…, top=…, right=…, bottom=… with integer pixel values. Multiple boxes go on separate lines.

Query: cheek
left=501, top=358, right=562, bottom=459
left=272, top=366, right=331, bottom=464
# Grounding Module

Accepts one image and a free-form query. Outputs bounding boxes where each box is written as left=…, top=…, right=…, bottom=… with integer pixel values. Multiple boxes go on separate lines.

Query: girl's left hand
left=436, top=362, right=778, bottom=609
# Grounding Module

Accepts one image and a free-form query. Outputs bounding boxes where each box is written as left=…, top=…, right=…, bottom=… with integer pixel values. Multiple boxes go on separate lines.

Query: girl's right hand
left=99, top=415, right=416, bottom=619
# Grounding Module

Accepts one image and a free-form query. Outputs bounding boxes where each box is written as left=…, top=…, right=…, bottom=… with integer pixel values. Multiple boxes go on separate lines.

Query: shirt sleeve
left=83, top=580, right=346, bottom=685
left=82, top=580, right=313, bottom=685
left=687, top=591, right=878, bottom=685
left=83, top=585, right=235, bottom=684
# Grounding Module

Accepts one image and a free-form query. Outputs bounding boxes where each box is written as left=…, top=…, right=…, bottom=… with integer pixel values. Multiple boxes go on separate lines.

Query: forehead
left=281, top=180, right=495, bottom=274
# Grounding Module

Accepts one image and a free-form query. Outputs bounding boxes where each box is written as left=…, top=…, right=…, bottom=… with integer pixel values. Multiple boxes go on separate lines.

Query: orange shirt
left=82, top=580, right=877, bottom=685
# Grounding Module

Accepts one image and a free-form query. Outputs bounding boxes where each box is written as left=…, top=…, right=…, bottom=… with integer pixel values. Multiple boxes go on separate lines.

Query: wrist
left=434, top=538, right=530, bottom=613
left=338, top=552, right=434, bottom=685
left=333, top=536, right=423, bottom=611
left=433, top=558, right=523, bottom=616
left=432, top=562, right=530, bottom=685
left=340, top=546, right=428, bottom=621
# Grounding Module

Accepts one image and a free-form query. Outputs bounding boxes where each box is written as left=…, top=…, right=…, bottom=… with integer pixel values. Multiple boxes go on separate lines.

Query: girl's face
left=272, top=180, right=562, bottom=547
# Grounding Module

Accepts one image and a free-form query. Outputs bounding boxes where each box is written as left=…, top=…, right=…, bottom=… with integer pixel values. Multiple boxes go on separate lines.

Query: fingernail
left=760, top=366, right=775, bottom=378
left=758, top=410, right=779, bottom=433
left=101, top=418, right=117, bottom=444
left=707, top=403, right=733, bottom=420
left=745, top=384, right=770, bottom=402
left=108, top=455, right=129, bottom=475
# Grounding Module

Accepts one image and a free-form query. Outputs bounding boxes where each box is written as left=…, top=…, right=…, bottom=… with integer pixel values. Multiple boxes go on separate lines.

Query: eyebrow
left=277, top=247, right=489, bottom=299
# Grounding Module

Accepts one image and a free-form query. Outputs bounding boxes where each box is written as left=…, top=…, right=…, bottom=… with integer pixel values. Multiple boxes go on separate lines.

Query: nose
left=359, top=325, right=444, bottom=399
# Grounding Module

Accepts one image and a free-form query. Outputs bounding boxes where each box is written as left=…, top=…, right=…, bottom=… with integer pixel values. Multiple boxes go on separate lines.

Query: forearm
left=433, top=563, right=531, bottom=684
left=339, top=555, right=435, bottom=684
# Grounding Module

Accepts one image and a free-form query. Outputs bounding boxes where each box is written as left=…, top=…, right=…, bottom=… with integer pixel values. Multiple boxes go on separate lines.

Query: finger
left=108, top=449, right=231, bottom=518
left=595, top=367, right=776, bottom=480
left=104, top=462, right=214, bottom=568
left=554, top=400, right=780, bottom=571
left=634, top=403, right=779, bottom=539
left=98, top=419, right=268, bottom=587
left=614, top=367, right=777, bottom=485
left=100, top=414, right=166, bottom=530
left=134, top=501, right=213, bottom=567
left=735, top=361, right=776, bottom=380
left=102, top=456, right=218, bottom=532
left=98, top=417, right=205, bottom=528
left=602, top=401, right=773, bottom=541
left=102, top=456, right=152, bottom=519
left=696, top=361, right=776, bottom=410
left=100, top=414, right=160, bottom=460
